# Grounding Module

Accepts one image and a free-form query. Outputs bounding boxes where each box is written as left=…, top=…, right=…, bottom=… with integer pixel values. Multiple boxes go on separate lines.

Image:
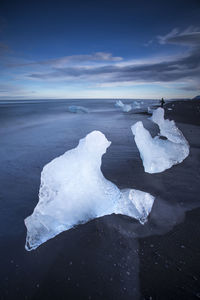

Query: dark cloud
left=167, top=33, right=200, bottom=46
left=158, top=27, right=200, bottom=46
left=29, top=48, right=200, bottom=85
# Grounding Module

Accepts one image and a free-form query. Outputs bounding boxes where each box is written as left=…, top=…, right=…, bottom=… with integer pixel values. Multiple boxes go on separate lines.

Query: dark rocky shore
left=165, top=99, right=200, bottom=126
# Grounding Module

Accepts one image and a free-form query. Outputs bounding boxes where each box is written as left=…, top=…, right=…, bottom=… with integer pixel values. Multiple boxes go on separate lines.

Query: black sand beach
left=0, top=99, right=200, bottom=300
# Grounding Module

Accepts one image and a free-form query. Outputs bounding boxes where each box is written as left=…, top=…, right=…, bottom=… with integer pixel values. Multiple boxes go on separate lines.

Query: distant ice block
left=115, top=100, right=132, bottom=112
left=131, top=108, right=189, bottom=173
left=115, top=100, right=124, bottom=109
left=25, top=131, right=155, bottom=251
left=68, top=105, right=89, bottom=113
left=132, top=101, right=141, bottom=109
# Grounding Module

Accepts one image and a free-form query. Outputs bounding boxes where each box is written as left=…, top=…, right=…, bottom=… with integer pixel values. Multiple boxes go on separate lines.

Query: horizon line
left=0, top=96, right=195, bottom=101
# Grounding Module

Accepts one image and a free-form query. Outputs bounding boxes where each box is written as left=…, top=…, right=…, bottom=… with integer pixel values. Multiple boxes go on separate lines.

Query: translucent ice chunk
left=115, top=100, right=123, bottom=108
left=132, top=101, right=141, bottom=109
left=115, top=100, right=132, bottom=112
left=117, top=189, right=155, bottom=224
left=68, top=105, right=89, bottom=113
left=131, top=108, right=189, bottom=173
left=25, top=131, right=155, bottom=251
left=150, top=107, right=188, bottom=145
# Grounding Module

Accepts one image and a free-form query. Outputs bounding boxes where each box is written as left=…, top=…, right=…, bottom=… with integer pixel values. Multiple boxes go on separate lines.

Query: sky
left=0, top=0, right=200, bottom=99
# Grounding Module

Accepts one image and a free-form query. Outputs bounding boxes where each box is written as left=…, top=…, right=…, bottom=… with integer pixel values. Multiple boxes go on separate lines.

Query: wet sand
left=0, top=99, right=200, bottom=299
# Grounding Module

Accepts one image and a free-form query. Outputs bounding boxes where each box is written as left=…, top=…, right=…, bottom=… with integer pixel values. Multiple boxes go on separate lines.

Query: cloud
left=25, top=27, right=199, bottom=91
left=10, top=52, right=123, bottom=68
left=177, top=82, right=200, bottom=92
left=28, top=51, right=200, bottom=86
left=0, top=83, right=32, bottom=100
left=156, top=27, right=200, bottom=89
left=1, top=27, right=199, bottom=97
left=158, top=26, right=200, bottom=46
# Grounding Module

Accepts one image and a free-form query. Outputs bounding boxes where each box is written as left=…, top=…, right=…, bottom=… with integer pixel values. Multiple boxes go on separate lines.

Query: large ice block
left=25, top=131, right=155, bottom=251
left=131, top=108, right=189, bottom=173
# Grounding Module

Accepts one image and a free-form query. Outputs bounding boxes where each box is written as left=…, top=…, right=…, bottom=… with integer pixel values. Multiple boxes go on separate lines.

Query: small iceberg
left=131, top=108, right=189, bottom=173
left=115, top=100, right=132, bottom=112
left=25, top=131, right=155, bottom=251
left=68, top=105, right=89, bottom=113
left=132, top=101, right=141, bottom=109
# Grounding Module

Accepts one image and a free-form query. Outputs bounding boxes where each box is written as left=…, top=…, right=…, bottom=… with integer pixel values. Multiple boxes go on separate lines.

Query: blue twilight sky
left=0, top=0, right=200, bottom=99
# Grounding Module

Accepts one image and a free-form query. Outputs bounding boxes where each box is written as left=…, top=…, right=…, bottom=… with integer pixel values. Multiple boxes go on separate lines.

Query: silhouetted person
left=160, top=98, right=165, bottom=107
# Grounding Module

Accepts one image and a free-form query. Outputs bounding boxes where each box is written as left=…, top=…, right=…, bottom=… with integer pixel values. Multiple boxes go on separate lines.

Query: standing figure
left=160, top=98, right=165, bottom=107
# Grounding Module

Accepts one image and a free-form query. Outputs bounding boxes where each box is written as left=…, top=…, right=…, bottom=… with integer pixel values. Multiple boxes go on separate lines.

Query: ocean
left=0, top=98, right=200, bottom=299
